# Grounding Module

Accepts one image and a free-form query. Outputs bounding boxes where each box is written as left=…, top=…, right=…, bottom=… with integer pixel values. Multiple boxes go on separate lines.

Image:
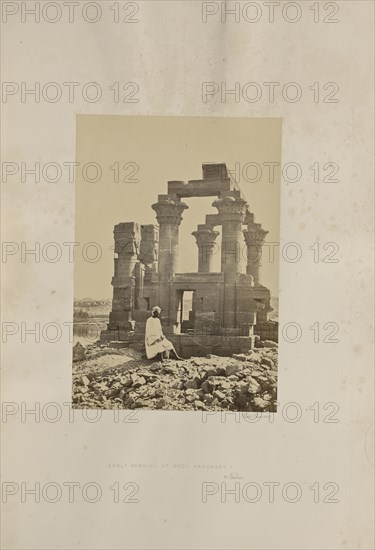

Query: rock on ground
left=72, top=346, right=278, bottom=412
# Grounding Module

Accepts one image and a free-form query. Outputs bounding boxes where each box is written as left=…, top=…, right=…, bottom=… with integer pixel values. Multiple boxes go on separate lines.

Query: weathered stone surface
left=185, top=379, right=199, bottom=390
left=147, top=387, right=157, bottom=398
left=123, top=396, right=136, bottom=408
left=262, top=340, right=278, bottom=348
left=149, top=362, right=162, bottom=371
left=233, top=393, right=248, bottom=409
left=232, top=354, right=248, bottom=362
left=171, top=380, right=185, bottom=390
left=203, top=394, right=214, bottom=404
left=80, top=375, right=90, bottom=386
left=225, top=364, right=241, bottom=376
left=249, top=369, right=264, bottom=378
left=261, top=357, right=274, bottom=368
left=163, top=365, right=179, bottom=375
left=248, top=378, right=262, bottom=394
left=73, top=342, right=86, bottom=362
left=131, top=374, right=146, bottom=387
left=236, top=381, right=250, bottom=394
left=72, top=346, right=278, bottom=412
left=201, top=380, right=215, bottom=394
left=95, top=382, right=109, bottom=391
left=213, top=390, right=226, bottom=400
left=252, top=396, right=270, bottom=410
left=206, top=367, right=226, bottom=377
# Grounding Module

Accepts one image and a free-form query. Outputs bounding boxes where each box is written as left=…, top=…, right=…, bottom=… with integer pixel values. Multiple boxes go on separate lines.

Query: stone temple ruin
left=100, top=163, right=278, bottom=356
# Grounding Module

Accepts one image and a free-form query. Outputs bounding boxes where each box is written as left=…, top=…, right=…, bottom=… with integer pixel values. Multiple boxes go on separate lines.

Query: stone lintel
left=202, top=163, right=229, bottom=180
left=167, top=178, right=233, bottom=198
left=205, top=214, right=221, bottom=228
left=172, top=272, right=224, bottom=284
left=167, top=163, right=246, bottom=198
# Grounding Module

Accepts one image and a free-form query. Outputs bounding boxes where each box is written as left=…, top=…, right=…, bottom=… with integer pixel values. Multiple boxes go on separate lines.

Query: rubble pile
left=72, top=344, right=278, bottom=412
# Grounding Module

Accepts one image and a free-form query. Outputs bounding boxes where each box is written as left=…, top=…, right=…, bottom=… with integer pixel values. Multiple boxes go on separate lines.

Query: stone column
left=213, top=194, right=248, bottom=277
left=152, top=196, right=188, bottom=333
left=213, top=194, right=248, bottom=331
left=192, top=225, right=219, bottom=273
left=243, top=223, right=268, bottom=284
left=114, top=222, right=141, bottom=278
left=139, top=224, right=159, bottom=273
left=152, top=196, right=188, bottom=276
left=109, top=222, right=141, bottom=329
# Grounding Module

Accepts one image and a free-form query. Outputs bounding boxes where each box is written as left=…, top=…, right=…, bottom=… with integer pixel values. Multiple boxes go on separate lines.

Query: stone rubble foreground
left=72, top=343, right=278, bottom=412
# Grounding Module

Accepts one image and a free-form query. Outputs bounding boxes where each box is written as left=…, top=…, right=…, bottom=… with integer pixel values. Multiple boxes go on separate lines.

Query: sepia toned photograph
left=72, top=115, right=281, bottom=411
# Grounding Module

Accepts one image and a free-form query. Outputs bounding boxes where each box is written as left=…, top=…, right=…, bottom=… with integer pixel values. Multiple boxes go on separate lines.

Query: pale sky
left=75, top=115, right=281, bottom=299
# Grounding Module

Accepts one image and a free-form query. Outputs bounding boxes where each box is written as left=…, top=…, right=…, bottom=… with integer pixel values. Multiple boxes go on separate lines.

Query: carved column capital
left=152, top=196, right=188, bottom=226
left=212, top=194, right=248, bottom=276
left=114, top=222, right=141, bottom=257
left=152, top=196, right=188, bottom=276
left=243, top=223, right=268, bottom=284
left=192, top=226, right=220, bottom=248
left=212, top=195, right=248, bottom=223
left=243, top=223, right=268, bottom=246
left=192, top=226, right=220, bottom=273
left=139, top=224, right=159, bottom=266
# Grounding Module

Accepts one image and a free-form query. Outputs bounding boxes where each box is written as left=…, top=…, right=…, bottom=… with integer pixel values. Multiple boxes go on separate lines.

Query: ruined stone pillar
left=140, top=225, right=159, bottom=270
left=213, top=194, right=248, bottom=277
left=152, top=196, right=188, bottom=276
left=152, top=196, right=188, bottom=333
left=243, top=223, right=268, bottom=285
left=114, top=222, right=141, bottom=278
left=109, top=222, right=141, bottom=328
left=192, top=225, right=220, bottom=273
left=213, top=194, right=248, bottom=331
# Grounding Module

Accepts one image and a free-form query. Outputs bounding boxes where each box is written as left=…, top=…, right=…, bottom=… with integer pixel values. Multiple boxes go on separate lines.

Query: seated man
left=145, top=306, right=182, bottom=361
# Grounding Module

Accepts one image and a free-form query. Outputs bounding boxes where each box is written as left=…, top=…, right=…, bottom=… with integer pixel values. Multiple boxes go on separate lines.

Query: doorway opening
left=177, top=290, right=195, bottom=333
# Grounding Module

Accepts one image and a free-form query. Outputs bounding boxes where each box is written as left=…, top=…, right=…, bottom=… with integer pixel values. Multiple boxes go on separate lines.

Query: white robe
left=145, top=316, right=174, bottom=359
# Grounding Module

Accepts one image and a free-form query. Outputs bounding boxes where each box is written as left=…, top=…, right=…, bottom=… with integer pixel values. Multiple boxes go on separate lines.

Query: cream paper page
left=1, top=1, right=374, bottom=549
